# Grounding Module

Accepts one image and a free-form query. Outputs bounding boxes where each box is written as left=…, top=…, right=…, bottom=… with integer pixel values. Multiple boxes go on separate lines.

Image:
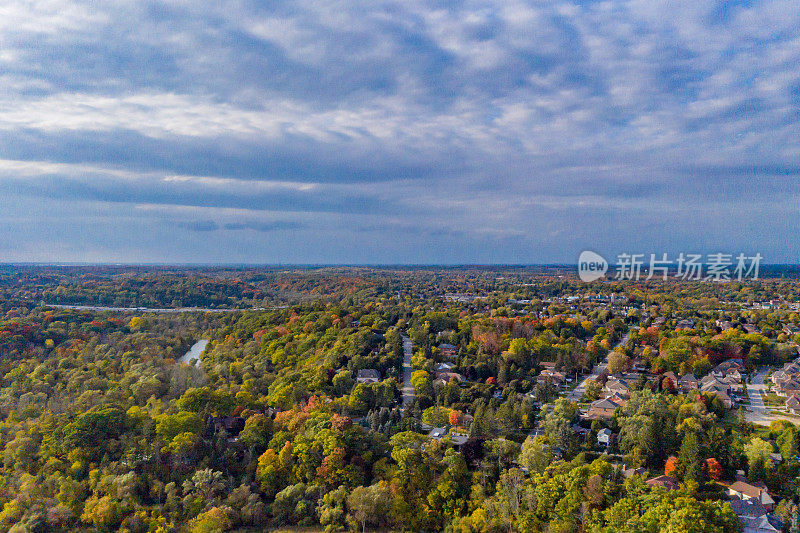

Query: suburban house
left=537, top=369, right=566, bottom=386
left=776, top=378, right=800, bottom=397
left=711, top=359, right=744, bottom=381
left=435, top=371, right=465, bottom=383
left=586, top=397, right=624, bottom=420
left=428, top=426, right=448, bottom=439
left=356, top=369, right=381, bottom=384
left=208, top=416, right=246, bottom=442
left=621, top=466, right=647, bottom=478
left=439, top=343, right=457, bottom=358
left=676, top=319, right=695, bottom=330
left=435, top=362, right=455, bottom=372
left=450, top=433, right=469, bottom=450
left=679, top=373, right=699, bottom=392
left=661, top=371, right=678, bottom=389
left=729, top=481, right=776, bottom=511
left=604, top=378, right=632, bottom=398
left=785, top=395, right=800, bottom=414
left=783, top=324, right=800, bottom=336
left=715, top=390, right=733, bottom=409
left=728, top=498, right=778, bottom=533
left=597, top=428, right=613, bottom=446
left=646, top=475, right=680, bottom=490
left=700, top=376, right=732, bottom=395
left=772, top=361, right=800, bottom=386
left=716, top=320, right=735, bottom=331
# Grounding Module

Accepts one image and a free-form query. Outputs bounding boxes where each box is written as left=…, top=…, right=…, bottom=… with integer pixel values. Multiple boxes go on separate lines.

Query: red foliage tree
left=706, top=458, right=723, bottom=481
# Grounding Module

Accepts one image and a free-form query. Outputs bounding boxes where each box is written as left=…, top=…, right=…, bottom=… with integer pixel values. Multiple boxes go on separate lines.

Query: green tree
left=347, top=482, right=392, bottom=532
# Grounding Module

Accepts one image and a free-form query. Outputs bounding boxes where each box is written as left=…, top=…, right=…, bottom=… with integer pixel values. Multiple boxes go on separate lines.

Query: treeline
left=0, top=269, right=799, bottom=531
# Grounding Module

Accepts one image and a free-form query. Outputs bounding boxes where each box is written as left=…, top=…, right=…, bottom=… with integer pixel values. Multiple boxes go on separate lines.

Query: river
left=178, top=339, right=209, bottom=364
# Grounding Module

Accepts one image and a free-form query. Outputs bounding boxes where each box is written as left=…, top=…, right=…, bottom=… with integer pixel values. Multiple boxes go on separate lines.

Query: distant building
left=597, top=428, right=613, bottom=446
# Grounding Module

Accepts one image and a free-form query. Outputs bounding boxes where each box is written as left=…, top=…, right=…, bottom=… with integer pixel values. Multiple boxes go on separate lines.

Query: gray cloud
left=176, top=220, right=219, bottom=232
left=223, top=221, right=305, bottom=232
left=0, top=1, right=798, bottom=262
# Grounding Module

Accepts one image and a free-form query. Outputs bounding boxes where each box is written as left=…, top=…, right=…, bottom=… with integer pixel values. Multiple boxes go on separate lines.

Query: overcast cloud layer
left=0, top=0, right=799, bottom=264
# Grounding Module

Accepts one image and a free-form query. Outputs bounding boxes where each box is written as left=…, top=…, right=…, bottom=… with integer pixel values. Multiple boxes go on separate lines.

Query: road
left=744, top=369, right=798, bottom=426
left=401, top=335, right=414, bottom=409
left=569, top=328, right=634, bottom=401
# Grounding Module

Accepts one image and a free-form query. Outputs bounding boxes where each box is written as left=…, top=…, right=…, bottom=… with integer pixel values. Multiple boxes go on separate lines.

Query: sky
left=0, top=0, right=799, bottom=264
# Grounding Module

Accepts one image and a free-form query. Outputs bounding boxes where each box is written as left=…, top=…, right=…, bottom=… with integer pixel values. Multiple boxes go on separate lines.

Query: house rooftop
left=730, top=481, right=766, bottom=499
left=646, top=475, right=680, bottom=490
left=728, top=497, right=767, bottom=519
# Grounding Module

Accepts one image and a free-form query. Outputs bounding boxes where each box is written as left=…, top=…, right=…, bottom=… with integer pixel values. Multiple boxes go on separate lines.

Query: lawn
left=763, top=392, right=785, bottom=407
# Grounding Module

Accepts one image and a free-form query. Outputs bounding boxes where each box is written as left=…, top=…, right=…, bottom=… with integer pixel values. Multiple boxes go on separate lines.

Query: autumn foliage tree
left=706, top=458, right=723, bottom=481
left=665, top=456, right=678, bottom=476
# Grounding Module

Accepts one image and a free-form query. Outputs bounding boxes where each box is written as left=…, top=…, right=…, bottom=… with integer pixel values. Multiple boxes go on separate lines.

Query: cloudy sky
left=0, top=0, right=798, bottom=264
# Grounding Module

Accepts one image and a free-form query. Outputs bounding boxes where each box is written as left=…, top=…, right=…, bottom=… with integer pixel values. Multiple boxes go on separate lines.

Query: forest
left=0, top=266, right=799, bottom=532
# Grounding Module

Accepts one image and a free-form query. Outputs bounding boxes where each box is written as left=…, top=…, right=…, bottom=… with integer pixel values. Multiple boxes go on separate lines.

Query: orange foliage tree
left=665, top=456, right=678, bottom=476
